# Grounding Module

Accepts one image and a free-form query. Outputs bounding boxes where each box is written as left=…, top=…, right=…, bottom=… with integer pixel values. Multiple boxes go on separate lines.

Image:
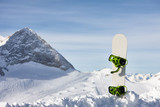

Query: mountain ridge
left=0, top=28, right=74, bottom=76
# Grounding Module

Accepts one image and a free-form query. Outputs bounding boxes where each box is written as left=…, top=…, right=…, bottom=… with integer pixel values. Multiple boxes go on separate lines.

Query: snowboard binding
left=108, top=85, right=127, bottom=96
left=109, top=54, right=128, bottom=74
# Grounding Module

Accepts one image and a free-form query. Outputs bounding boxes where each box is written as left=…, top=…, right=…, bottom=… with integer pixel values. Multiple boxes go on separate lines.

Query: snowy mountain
left=0, top=28, right=74, bottom=76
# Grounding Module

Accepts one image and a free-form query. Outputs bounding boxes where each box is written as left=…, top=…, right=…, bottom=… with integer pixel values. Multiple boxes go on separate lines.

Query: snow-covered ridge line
left=0, top=35, right=10, bottom=46
left=0, top=35, right=5, bottom=41
left=126, top=73, right=153, bottom=82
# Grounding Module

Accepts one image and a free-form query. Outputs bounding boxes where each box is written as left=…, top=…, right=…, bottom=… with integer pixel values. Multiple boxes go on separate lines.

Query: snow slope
left=0, top=62, right=76, bottom=104
left=0, top=67, right=160, bottom=107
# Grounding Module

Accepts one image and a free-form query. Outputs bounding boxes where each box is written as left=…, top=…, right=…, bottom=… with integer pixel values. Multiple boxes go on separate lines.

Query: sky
left=0, top=0, right=160, bottom=74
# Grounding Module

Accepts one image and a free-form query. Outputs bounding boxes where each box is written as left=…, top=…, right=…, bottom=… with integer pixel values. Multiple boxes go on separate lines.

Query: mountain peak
left=21, top=27, right=31, bottom=31
left=18, top=27, right=36, bottom=35
left=0, top=28, right=74, bottom=76
left=11, top=27, right=38, bottom=40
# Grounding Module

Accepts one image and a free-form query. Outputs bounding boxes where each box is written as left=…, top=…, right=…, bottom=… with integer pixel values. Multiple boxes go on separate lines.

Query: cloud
left=1, top=0, right=160, bottom=36
left=38, top=30, right=160, bottom=52
left=38, top=32, right=113, bottom=51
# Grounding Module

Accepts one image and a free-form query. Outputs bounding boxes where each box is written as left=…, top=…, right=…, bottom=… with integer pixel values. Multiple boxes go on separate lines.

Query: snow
left=126, top=73, right=153, bottom=82
left=0, top=35, right=9, bottom=46
left=0, top=35, right=5, bottom=40
left=0, top=64, right=160, bottom=107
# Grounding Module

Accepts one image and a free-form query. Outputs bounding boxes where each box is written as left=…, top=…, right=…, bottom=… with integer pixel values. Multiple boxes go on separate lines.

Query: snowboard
left=108, top=34, right=128, bottom=96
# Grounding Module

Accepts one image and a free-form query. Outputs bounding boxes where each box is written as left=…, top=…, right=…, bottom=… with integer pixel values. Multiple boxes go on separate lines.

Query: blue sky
left=0, top=0, right=160, bottom=74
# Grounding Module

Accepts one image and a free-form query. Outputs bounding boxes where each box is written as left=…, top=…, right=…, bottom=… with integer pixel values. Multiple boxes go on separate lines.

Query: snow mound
left=1, top=91, right=160, bottom=107
left=37, top=91, right=160, bottom=107
left=140, top=87, right=160, bottom=102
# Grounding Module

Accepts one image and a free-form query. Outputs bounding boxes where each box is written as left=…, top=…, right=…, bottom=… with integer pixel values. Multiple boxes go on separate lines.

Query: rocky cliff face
left=0, top=28, right=74, bottom=76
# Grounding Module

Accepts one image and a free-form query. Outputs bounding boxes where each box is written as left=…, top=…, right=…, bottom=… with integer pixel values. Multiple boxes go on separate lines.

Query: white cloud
left=38, top=32, right=113, bottom=51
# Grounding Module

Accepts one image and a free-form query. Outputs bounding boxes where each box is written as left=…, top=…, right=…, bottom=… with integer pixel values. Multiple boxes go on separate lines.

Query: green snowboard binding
left=108, top=85, right=127, bottom=96
left=109, top=54, right=128, bottom=74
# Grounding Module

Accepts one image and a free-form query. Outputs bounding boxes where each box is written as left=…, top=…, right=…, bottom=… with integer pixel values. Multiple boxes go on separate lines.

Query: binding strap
left=109, top=54, right=128, bottom=74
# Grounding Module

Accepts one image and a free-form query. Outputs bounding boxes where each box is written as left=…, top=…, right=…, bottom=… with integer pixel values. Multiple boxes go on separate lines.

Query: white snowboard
left=111, top=34, right=128, bottom=86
